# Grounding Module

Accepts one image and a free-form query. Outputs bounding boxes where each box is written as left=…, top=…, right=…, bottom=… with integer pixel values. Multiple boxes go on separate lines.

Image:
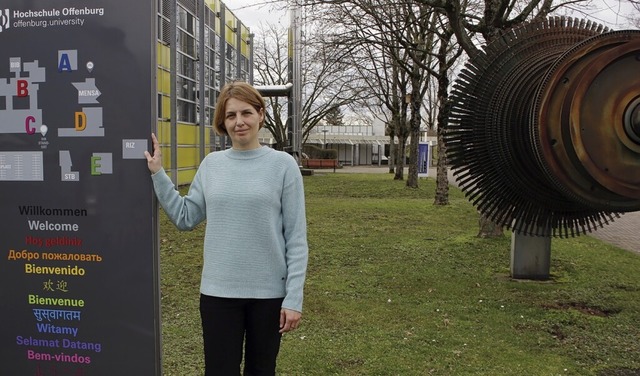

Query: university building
left=156, top=0, right=253, bottom=185
left=300, top=120, right=436, bottom=168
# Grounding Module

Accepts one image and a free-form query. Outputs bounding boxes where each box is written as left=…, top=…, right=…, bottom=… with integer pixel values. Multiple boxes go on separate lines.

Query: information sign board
left=0, top=1, right=160, bottom=375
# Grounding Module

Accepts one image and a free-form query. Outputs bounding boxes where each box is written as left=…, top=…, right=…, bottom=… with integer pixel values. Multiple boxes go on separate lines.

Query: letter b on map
left=0, top=9, right=9, bottom=33
left=17, top=80, right=29, bottom=97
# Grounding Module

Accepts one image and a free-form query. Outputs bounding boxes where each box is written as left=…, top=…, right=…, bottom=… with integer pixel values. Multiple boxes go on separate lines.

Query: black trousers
left=199, top=294, right=284, bottom=376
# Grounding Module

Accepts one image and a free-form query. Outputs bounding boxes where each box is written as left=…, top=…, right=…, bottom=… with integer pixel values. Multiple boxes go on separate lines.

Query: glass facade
left=156, top=0, right=253, bottom=184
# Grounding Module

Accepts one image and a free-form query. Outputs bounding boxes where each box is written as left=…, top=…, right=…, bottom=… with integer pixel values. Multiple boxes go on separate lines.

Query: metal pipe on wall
left=198, top=0, right=206, bottom=160
left=170, top=0, right=178, bottom=185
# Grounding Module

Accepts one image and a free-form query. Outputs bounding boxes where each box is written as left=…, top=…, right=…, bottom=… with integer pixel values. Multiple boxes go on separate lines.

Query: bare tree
left=630, top=0, right=640, bottom=27
left=324, top=106, right=345, bottom=127
left=432, top=11, right=464, bottom=206
left=304, top=1, right=440, bottom=186
left=253, top=23, right=290, bottom=150
left=551, top=0, right=640, bottom=28
left=619, top=0, right=640, bottom=27
left=341, top=21, right=412, bottom=179
left=252, top=22, right=369, bottom=150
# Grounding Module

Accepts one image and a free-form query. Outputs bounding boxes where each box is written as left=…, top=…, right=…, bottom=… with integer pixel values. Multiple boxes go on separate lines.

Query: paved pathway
left=587, top=213, right=640, bottom=254
left=320, top=165, right=639, bottom=254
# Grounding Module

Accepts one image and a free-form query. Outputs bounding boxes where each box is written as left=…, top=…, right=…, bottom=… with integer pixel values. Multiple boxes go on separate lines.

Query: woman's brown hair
left=212, top=81, right=266, bottom=136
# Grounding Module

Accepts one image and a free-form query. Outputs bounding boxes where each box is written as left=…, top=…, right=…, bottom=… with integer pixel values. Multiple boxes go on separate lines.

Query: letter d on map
left=75, top=112, right=86, bottom=131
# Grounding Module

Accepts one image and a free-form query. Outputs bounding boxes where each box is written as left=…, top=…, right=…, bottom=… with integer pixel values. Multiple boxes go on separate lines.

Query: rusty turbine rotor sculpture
left=445, top=17, right=640, bottom=237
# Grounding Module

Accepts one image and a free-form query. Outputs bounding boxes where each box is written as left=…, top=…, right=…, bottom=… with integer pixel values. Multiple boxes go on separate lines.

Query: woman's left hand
left=279, top=308, right=302, bottom=333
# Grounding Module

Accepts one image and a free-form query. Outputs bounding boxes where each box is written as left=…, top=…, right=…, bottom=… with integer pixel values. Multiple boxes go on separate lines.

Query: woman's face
left=223, top=97, right=264, bottom=150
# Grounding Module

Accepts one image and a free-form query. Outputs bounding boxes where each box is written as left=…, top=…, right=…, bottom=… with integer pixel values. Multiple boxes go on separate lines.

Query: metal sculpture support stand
left=511, top=230, right=551, bottom=280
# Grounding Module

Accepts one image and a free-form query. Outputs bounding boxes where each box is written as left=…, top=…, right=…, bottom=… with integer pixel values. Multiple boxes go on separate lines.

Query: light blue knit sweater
left=151, top=146, right=308, bottom=312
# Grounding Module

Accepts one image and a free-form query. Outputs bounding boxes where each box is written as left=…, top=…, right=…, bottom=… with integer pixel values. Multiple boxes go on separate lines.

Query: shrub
left=302, top=144, right=337, bottom=159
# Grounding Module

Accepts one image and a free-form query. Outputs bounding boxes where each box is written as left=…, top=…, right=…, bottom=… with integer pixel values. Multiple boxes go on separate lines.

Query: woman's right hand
left=144, top=133, right=163, bottom=174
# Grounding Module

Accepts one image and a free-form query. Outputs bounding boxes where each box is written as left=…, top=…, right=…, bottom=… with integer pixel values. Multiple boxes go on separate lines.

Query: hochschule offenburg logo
left=0, top=9, right=10, bottom=32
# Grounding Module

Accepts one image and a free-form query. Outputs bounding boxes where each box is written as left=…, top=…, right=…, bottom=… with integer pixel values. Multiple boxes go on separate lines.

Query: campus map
left=0, top=52, right=146, bottom=181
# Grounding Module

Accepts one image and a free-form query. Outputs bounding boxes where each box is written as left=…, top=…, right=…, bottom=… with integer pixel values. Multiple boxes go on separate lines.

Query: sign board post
left=0, top=2, right=161, bottom=375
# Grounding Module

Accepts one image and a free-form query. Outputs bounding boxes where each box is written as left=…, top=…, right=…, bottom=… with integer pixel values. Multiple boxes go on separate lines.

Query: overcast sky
left=228, top=0, right=637, bottom=31
left=227, top=0, right=289, bottom=30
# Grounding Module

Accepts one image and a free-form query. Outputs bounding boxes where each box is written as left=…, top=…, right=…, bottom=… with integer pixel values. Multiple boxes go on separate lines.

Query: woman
left=144, top=81, right=308, bottom=375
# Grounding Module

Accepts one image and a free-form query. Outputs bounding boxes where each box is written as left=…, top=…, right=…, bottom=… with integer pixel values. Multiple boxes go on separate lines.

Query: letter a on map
left=58, top=54, right=73, bottom=72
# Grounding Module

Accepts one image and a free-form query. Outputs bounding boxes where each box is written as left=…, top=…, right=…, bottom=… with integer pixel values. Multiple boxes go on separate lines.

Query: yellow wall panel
left=226, top=26, right=234, bottom=45
left=240, top=40, right=249, bottom=56
left=177, top=169, right=197, bottom=185
left=156, top=125, right=214, bottom=161
left=225, top=8, right=237, bottom=45
left=176, top=125, right=214, bottom=147
left=241, top=24, right=252, bottom=57
left=158, top=95, right=171, bottom=119
left=224, top=8, right=234, bottom=21
left=156, top=121, right=171, bottom=142
left=157, top=70, right=171, bottom=93
left=155, top=121, right=172, bottom=168
left=157, top=43, right=170, bottom=68
left=161, top=150, right=172, bottom=168
left=177, top=123, right=201, bottom=144
left=177, top=147, right=201, bottom=168
left=156, top=68, right=171, bottom=95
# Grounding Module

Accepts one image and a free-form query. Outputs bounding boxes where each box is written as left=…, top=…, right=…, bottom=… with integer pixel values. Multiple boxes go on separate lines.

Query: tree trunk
left=276, top=139, right=287, bottom=151
left=406, top=135, right=418, bottom=187
left=434, top=37, right=452, bottom=206
left=406, top=79, right=422, bottom=188
left=477, top=214, right=504, bottom=238
left=388, top=136, right=395, bottom=174
left=434, top=132, right=449, bottom=205
left=394, top=135, right=407, bottom=180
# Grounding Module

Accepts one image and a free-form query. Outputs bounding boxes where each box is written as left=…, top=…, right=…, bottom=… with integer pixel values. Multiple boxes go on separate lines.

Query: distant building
left=300, top=119, right=436, bottom=166
left=157, top=0, right=252, bottom=185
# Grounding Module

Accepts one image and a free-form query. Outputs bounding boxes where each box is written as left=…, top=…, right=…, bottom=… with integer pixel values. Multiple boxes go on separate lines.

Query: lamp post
left=322, top=128, right=328, bottom=149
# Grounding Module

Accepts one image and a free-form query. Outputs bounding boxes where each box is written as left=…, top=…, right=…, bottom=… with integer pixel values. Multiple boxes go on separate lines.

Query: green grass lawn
left=160, top=173, right=640, bottom=375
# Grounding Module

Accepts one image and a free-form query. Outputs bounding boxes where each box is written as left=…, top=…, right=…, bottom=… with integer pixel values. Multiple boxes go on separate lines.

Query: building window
left=177, top=99, right=196, bottom=123
left=205, top=67, right=216, bottom=88
left=177, top=75, right=196, bottom=101
left=238, top=55, right=249, bottom=80
left=157, top=93, right=163, bottom=119
left=177, top=6, right=194, bottom=35
left=178, top=30, right=196, bottom=57
left=206, top=47, right=216, bottom=68
left=206, top=107, right=214, bottom=127
left=209, top=29, right=216, bottom=48
left=226, top=43, right=235, bottom=61
left=177, top=53, right=195, bottom=78
left=205, top=87, right=216, bottom=106
left=205, top=8, right=214, bottom=28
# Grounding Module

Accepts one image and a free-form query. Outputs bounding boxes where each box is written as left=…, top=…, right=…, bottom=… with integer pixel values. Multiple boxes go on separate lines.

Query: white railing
left=315, top=125, right=377, bottom=136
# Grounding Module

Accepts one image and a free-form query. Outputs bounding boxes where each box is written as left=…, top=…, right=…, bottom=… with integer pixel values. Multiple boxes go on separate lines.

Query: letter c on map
left=25, top=116, right=36, bottom=135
